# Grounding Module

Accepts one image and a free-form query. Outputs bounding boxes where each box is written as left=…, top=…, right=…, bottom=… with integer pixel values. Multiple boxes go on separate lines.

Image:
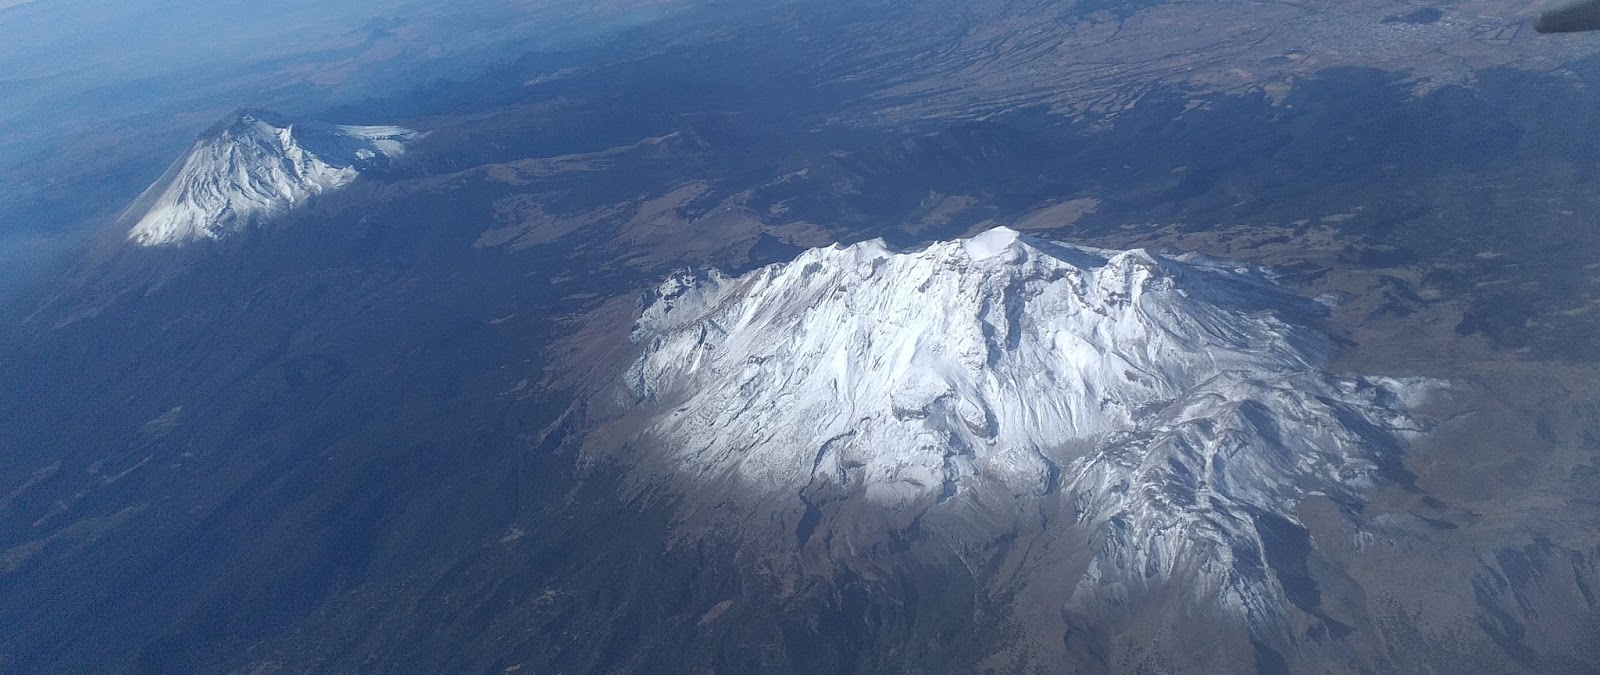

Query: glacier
left=124, top=110, right=421, bottom=246
left=617, top=226, right=1433, bottom=625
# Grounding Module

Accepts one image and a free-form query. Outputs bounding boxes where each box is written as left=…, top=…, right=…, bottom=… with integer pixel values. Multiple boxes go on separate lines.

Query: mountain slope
left=610, top=226, right=1434, bottom=648
left=123, top=110, right=420, bottom=246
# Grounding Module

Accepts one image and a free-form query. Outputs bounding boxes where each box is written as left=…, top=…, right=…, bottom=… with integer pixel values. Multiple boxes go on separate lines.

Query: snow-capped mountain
left=124, top=110, right=421, bottom=246
left=617, top=227, right=1432, bottom=625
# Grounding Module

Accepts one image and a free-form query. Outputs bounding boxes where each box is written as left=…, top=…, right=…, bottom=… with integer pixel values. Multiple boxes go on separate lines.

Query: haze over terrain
left=2, top=0, right=1599, bottom=673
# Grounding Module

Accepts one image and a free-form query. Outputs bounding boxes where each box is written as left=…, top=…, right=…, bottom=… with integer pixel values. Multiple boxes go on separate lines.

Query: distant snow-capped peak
left=617, top=226, right=1433, bottom=622
left=125, top=109, right=421, bottom=246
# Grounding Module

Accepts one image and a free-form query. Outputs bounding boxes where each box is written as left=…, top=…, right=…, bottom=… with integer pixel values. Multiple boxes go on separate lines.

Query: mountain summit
left=613, top=227, right=1432, bottom=632
left=123, top=110, right=420, bottom=246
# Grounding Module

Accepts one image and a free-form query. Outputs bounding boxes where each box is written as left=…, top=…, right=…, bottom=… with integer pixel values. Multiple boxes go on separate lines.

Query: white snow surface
left=629, top=227, right=1360, bottom=501
left=126, top=110, right=420, bottom=246
left=624, top=227, right=1433, bottom=620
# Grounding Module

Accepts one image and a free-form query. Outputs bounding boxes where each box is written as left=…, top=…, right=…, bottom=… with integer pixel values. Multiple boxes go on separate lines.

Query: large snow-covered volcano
left=617, top=227, right=1431, bottom=623
left=124, top=110, right=420, bottom=246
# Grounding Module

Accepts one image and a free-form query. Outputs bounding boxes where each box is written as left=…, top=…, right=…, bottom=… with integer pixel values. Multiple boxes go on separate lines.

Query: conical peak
left=204, top=108, right=291, bottom=138
left=125, top=110, right=419, bottom=246
left=231, top=108, right=284, bottom=125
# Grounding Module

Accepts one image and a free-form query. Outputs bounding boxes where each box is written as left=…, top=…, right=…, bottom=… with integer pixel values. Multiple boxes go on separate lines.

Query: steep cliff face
left=124, top=110, right=419, bottom=246
left=611, top=227, right=1433, bottom=641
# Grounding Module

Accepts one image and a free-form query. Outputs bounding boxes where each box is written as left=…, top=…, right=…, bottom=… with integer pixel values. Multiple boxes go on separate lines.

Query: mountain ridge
left=601, top=227, right=1435, bottom=650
